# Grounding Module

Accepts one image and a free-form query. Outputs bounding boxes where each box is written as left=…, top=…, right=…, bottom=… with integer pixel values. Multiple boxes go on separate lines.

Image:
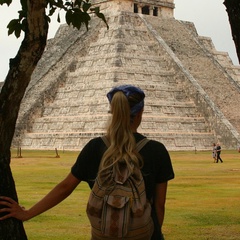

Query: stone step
left=143, top=132, right=214, bottom=150
left=140, top=117, right=209, bottom=133
left=29, top=114, right=208, bottom=134
left=45, top=94, right=190, bottom=110
left=18, top=131, right=214, bottom=151
left=32, top=115, right=206, bottom=121
left=41, top=102, right=198, bottom=117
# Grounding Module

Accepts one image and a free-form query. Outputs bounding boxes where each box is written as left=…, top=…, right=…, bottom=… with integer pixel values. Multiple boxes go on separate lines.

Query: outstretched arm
left=0, top=172, right=81, bottom=221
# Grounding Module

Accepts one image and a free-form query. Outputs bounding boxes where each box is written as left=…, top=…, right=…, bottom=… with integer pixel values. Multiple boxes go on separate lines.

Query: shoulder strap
left=135, top=138, right=149, bottom=152
left=101, top=136, right=110, bottom=147
left=101, top=136, right=149, bottom=153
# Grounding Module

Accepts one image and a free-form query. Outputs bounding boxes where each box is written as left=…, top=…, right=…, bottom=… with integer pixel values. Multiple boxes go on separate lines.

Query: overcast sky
left=0, top=0, right=238, bottom=81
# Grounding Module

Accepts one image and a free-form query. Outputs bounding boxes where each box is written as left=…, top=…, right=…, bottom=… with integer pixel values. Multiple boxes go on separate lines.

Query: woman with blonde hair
left=0, top=85, right=174, bottom=240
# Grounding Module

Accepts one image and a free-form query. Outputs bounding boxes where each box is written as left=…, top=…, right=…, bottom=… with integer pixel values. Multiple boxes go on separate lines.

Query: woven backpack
left=86, top=137, right=153, bottom=240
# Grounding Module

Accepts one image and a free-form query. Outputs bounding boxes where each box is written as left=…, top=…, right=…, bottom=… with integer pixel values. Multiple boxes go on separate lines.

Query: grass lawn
left=10, top=148, right=240, bottom=240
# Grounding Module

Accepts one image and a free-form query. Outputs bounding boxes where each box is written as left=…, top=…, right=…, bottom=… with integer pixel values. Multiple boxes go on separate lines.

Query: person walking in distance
left=212, top=143, right=217, bottom=163
left=0, top=85, right=174, bottom=240
left=216, top=143, right=223, bottom=163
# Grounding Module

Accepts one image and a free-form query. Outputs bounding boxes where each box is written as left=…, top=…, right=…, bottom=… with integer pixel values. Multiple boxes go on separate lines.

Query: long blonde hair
left=99, top=91, right=142, bottom=175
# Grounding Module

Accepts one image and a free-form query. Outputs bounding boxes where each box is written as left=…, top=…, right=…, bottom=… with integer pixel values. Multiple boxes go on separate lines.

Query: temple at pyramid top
left=91, top=0, right=175, bottom=18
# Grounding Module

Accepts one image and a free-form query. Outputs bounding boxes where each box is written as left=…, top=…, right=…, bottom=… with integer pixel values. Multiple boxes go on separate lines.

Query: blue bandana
left=107, top=85, right=145, bottom=116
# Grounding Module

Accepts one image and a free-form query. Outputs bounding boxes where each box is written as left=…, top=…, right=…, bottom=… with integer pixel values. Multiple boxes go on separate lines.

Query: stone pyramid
left=12, top=0, right=240, bottom=151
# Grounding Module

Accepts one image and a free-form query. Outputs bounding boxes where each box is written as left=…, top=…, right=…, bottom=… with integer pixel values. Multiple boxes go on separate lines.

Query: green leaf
left=7, top=27, right=15, bottom=36
left=14, top=25, right=22, bottom=38
left=7, top=19, right=19, bottom=30
left=74, top=0, right=82, bottom=8
left=57, top=12, right=61, bottom=23
left=7, top=19, right=22, bottom=38
left=81, top=12, right=91, bottom=30
left=96, top=12, right=109, bottom=29
left=82, top=2, right=91, bottom=12
left=72, top=10, right=83, bottom=29
left=65, top=9, right=73, bottom=25
left=91, top=6, right=100, bottom=14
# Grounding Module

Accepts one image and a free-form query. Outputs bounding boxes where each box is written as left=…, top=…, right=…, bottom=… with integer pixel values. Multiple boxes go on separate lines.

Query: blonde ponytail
left=99, top=91, right=142, bottom=175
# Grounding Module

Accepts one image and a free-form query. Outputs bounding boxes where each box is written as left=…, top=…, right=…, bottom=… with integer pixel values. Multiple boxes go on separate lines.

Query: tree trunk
left=224, top=0, right=240, bottom=63
left=0, top=151, right=28, bottom=240
left=0, top=0, right=49, bottom=238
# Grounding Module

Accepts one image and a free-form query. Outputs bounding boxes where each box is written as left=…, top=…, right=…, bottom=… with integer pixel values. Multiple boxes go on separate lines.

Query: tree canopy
left=1, top=0, right=108, bottom=38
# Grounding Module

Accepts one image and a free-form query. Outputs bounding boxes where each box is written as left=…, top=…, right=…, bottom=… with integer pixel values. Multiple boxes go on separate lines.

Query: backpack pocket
left=101, top=195, right=130, bottom=238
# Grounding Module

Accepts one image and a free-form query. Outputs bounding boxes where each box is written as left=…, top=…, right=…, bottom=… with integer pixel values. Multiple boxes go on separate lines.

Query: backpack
left=86, top=137, right=153, bottom=240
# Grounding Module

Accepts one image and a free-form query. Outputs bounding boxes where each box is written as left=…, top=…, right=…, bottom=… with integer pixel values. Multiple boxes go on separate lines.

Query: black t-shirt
left=71, top=132, right=174, bottom=201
